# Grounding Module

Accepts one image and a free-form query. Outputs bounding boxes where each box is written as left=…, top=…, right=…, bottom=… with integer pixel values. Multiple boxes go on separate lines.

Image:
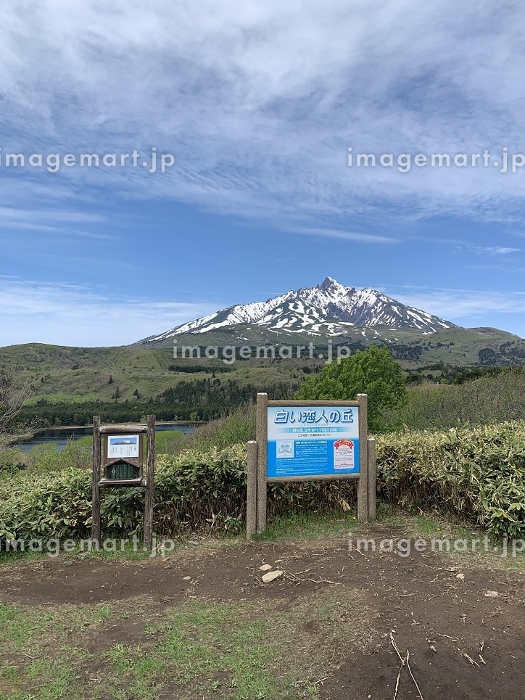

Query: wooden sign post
left=92, top=415, right=156, bottom=549
left=247, top=393, right=376, bottom=539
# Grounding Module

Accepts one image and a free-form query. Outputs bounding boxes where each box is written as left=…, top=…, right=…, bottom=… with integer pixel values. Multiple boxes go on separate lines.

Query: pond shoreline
left=7, top=421, right=203, bottom=451
left=36, top=420, right=203, bottom=431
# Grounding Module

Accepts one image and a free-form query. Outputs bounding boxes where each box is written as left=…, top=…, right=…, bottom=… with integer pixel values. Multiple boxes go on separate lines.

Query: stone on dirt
left=262, top=570, right=284, bottom=583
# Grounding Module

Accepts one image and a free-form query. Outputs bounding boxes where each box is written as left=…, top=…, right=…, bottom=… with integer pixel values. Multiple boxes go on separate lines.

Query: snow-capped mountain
left=141, top=277, right=455, bottom=344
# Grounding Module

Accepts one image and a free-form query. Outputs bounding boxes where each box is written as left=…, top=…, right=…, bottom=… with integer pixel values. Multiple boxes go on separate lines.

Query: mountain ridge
left=139, top=277, right=456, bottom=345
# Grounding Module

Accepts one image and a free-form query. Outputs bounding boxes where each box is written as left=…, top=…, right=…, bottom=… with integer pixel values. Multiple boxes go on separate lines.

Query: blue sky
left=2, top=0, right=525, bottom=346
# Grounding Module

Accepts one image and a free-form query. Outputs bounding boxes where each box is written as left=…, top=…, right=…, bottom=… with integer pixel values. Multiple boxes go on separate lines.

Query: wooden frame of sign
left=246, top=393, right=376, bottom=539
left=91, top=415, right=156, bottom=549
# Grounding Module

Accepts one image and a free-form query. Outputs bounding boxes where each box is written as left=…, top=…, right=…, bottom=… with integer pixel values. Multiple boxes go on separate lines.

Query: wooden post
left=256, top=393, right=268, bottom=534
left=143, top=414, right=156, bottom=549
left=91, top=416, right=101, bottom=545
left=357, top=394, right=369, bottom=522
left=367, top=437, right=377, bottom=521
left=246, top=440, right=258, bottom=540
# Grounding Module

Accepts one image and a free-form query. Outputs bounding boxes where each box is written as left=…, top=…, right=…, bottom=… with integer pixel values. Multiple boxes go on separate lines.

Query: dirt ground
left=0, top=525, right=524, bottom=700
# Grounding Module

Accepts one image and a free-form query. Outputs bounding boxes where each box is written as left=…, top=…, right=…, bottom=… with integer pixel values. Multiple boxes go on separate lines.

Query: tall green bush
left=296, top=346, right=407, bottom=431
left=376, top=421, right=525, bottom=537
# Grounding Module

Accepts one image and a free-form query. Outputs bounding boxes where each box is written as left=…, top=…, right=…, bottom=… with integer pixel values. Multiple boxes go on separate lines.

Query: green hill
left=1, top=325, right=524, bottom=427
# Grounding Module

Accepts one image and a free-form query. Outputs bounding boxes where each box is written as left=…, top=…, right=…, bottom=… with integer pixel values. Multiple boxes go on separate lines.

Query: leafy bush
left=0, top=467, right=92, bottom=542
left=387, top=371, right=525, bottom=431
left=0, top=441, right=356, bottom=544
left=376, top=421, right=525, bottom=537
left=296, top=346, right=407, bottom=431
left=0, top=421, right=523, bottom=545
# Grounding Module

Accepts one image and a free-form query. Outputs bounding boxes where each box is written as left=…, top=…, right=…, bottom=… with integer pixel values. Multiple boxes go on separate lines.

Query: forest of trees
left=8, top=360, right=525, bottom=431
left=12, top=378, right=300, bottom=428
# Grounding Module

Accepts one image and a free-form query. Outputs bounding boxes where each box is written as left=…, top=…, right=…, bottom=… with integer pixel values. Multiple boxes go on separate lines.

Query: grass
left=182, top=406, right=256, bottom=451
left=387, top=369, right=525, bottom=430
left=0, top=588, right=373, bottom=700
left=2, top=343, right=305, bottom=408
left=253, top=511, right=359, bottom=542
left=4, top=326, right=525, bottom=414
left=0, top=510, right=523, bottom=699
left=0, top=604, right=100, bottom=700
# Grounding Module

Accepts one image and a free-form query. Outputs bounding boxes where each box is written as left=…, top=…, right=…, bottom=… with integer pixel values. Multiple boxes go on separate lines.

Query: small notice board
left=91, top=416, right=156, bottom=549
left=107, top=435, right=140, bottom=459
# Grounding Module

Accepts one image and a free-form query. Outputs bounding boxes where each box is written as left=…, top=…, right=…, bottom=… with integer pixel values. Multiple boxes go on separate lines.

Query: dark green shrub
left=0, top=421, right=523, bottom=546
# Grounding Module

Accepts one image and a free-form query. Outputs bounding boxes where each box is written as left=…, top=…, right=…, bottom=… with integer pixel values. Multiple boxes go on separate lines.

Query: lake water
left=15, top=423, right=197, bottom=452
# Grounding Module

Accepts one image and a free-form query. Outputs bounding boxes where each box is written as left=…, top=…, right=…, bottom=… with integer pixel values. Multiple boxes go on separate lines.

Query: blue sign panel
left=267, top=406, right=360, bottom=478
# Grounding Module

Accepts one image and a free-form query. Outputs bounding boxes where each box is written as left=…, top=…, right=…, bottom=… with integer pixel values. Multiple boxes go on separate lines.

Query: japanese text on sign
left=267, top=405, right=360, bottom=478
left=273, top=408, right=354, bottom=425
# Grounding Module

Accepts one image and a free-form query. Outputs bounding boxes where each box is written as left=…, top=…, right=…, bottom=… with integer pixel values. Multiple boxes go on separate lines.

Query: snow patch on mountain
left=142, top=277, right=455, bottom=342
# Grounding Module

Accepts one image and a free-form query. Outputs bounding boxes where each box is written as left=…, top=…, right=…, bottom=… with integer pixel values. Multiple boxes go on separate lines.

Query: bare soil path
left=0, top=525, right=523, bottom=699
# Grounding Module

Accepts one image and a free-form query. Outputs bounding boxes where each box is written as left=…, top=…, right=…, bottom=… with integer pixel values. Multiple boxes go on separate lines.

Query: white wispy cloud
left=476, top=246, right=520, bottom=255
left=0, top=1, right=524, bottom=230
left=0, top=279, right=217, bottom=347
left=394, top=288, right=525, bottom=320
left=0, top=206, right=118, bottom=238
left=2, top=3, right=525, bottom=345
left=455, top=244, right=522, bottom=256
left=290, top=227, right=397, bottom=244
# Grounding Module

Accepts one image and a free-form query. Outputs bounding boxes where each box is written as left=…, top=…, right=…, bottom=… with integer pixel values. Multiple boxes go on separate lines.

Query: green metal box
left=105, top=460, right=140, bottom=481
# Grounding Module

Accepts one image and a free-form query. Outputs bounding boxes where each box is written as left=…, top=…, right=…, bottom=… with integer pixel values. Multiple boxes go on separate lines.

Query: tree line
left=12, top=378, right=300, bottom=428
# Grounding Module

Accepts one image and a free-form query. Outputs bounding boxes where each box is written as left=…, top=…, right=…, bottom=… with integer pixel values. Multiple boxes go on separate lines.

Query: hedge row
left=0, top=444, right=358, bottom=543
left=0, top=421, right=523, bottom=544
left=376, top=421, right=525, bottom=537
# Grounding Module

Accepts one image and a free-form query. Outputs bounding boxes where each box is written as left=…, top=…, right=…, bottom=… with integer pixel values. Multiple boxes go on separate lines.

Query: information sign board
left=92, top=417, right=156, bottom=550
left=267, top=405, right=360, bottom=478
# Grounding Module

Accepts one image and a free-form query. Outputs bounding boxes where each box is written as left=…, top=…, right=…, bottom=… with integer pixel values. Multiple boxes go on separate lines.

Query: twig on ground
left=284, top=571, right=341, bottom=584
left=406, top=650, right=424, bottom=699
left=390, top=632, right=424, bottom=700
left=464, top=652, right=480, bottom=667
left=435, top=632, right=459, bottom=642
